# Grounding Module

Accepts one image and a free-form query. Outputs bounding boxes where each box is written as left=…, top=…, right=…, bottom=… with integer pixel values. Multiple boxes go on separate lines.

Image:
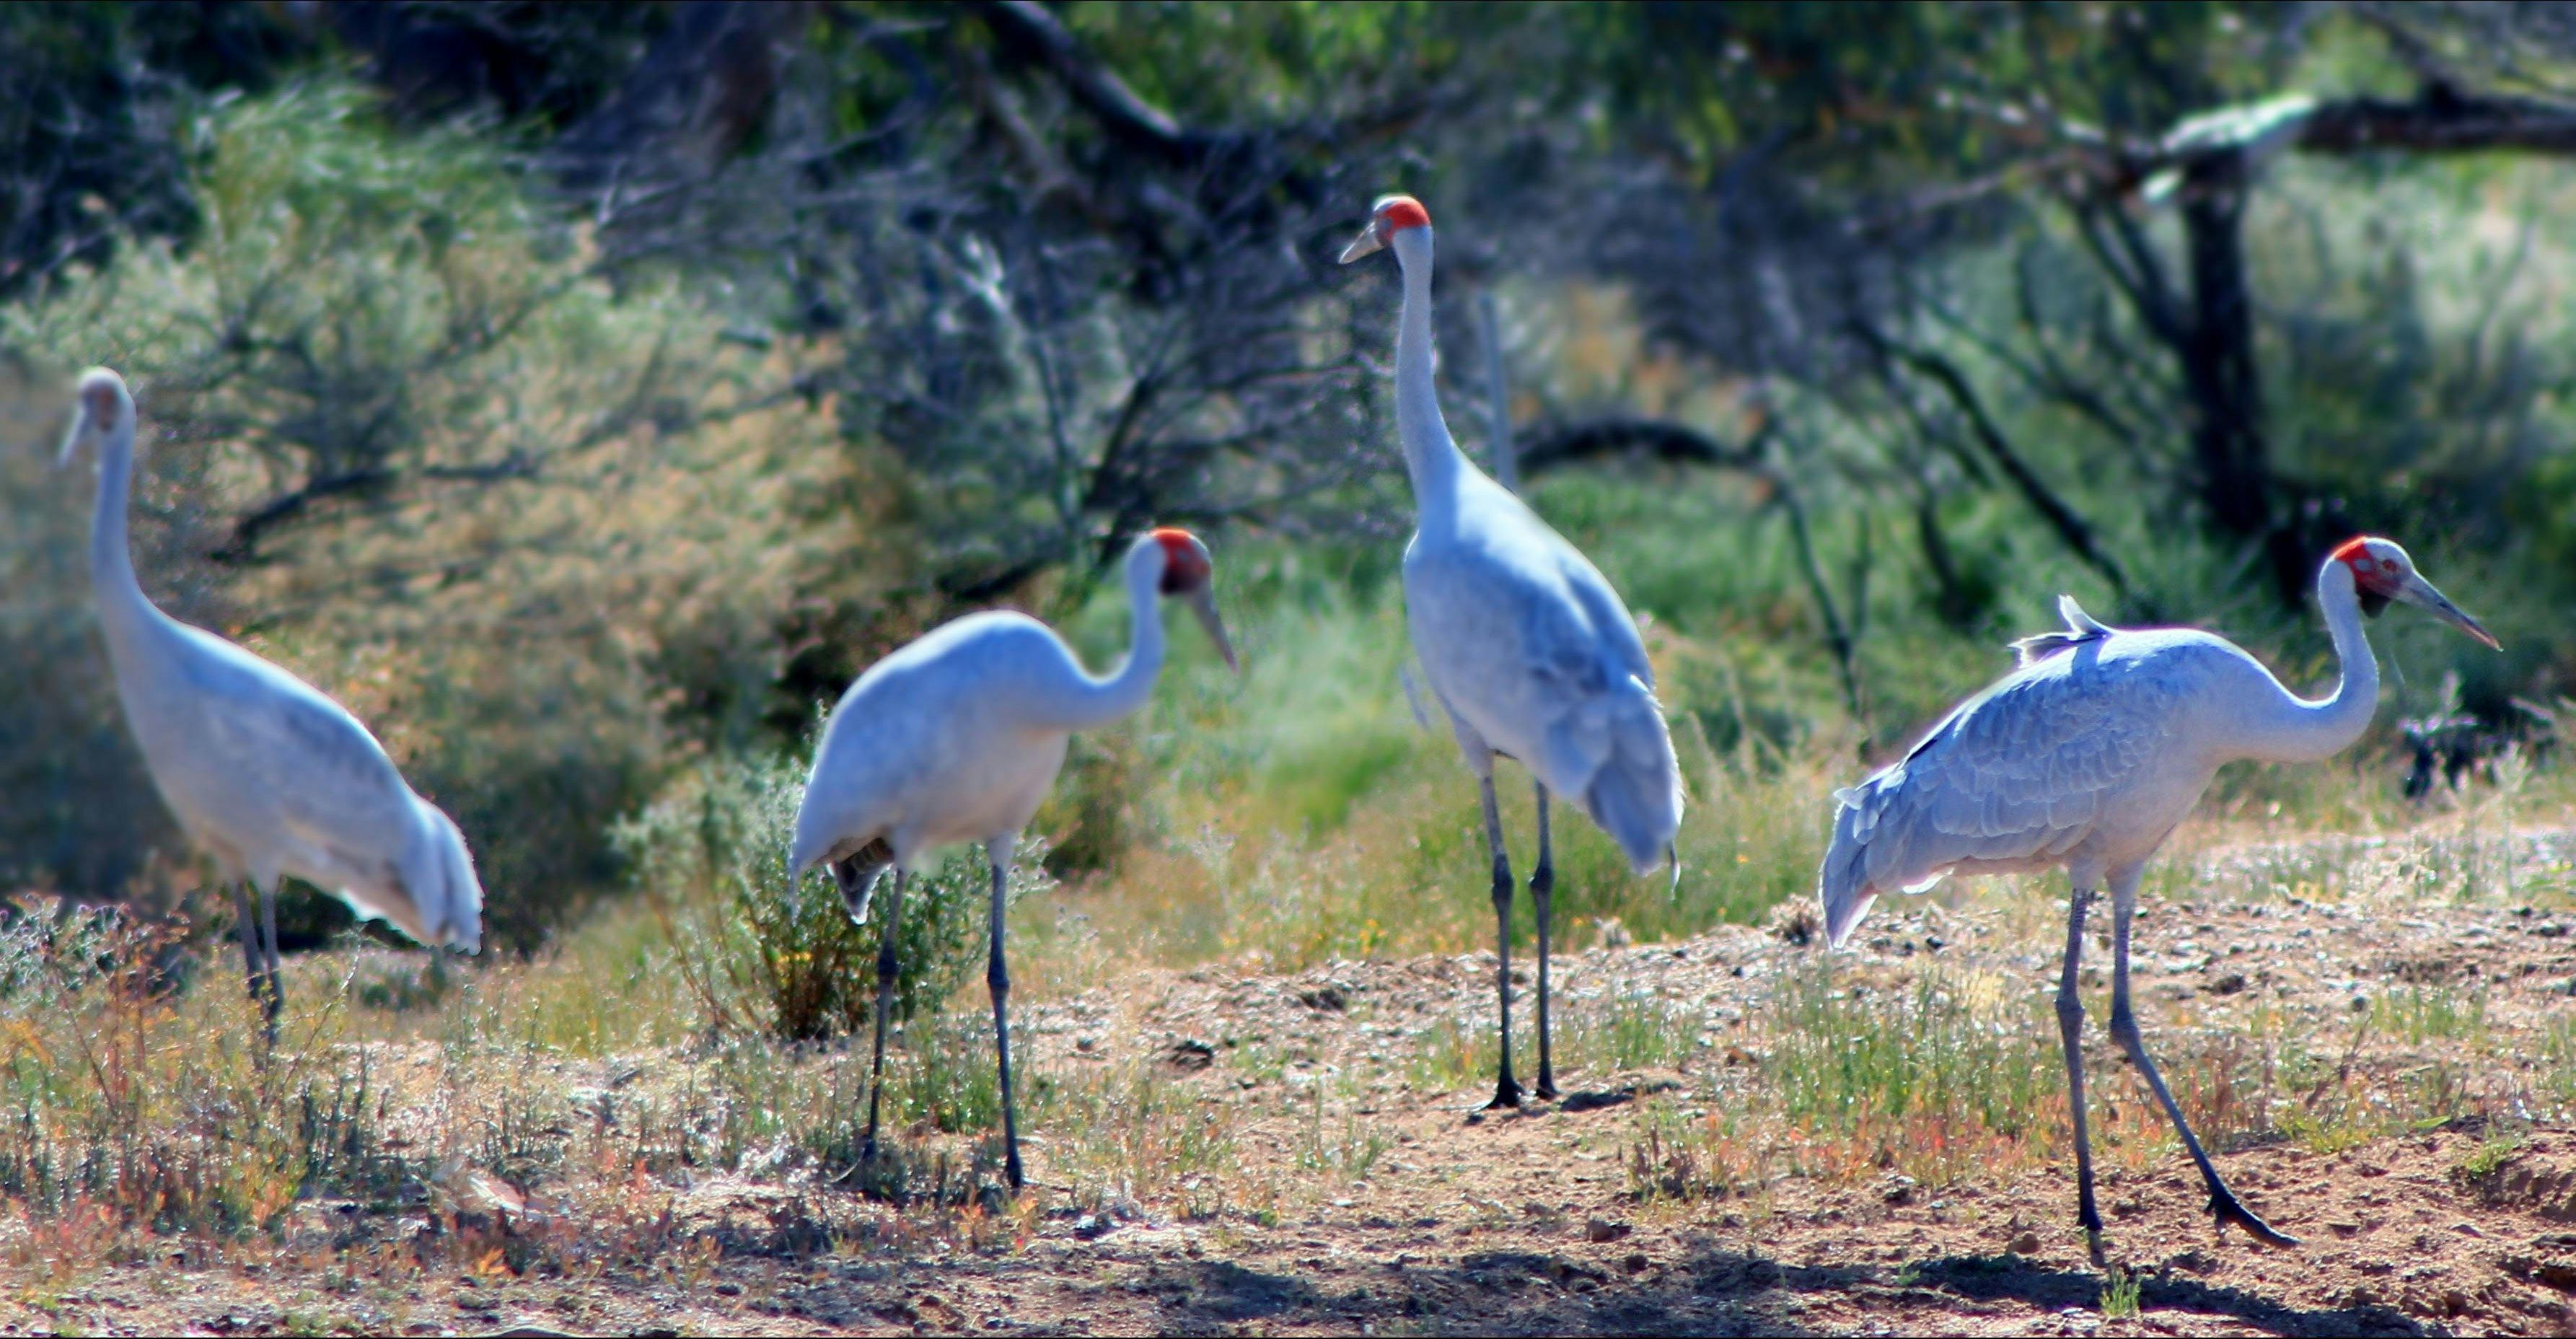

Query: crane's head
left=2332, top=536, right=2500, bottom=650
left=1339, top=194, right=1432, bottom=265
left=57, top=366, right=133, bottom=468
left=1146, top=527, right=1239, bottom=672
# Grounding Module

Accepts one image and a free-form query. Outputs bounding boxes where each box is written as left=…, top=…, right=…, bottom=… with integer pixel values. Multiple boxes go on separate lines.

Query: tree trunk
left=2177, top=159, right=2310, bottom=605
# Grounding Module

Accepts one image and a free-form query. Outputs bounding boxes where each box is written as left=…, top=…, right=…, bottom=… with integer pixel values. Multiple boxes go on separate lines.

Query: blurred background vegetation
left=6, top=0, right=2575, bottom=978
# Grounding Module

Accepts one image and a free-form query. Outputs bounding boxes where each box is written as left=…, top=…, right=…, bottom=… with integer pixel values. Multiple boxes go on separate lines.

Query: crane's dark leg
left=255, top=877, right=283, bottom=1038
left=229, top=879, right=269, bottom=1037
left=986, top=846, right=1026, bottom=1190
left=854, top=865, right=903, bottom=1167
left=2106, top=868, right=2297, bottom=1247
left=1531, top=781, right=1558, bottom=1102
left=1477, top=775, right=1521, bottom=1110
left=2057, top=880, right=2102, bottom=1249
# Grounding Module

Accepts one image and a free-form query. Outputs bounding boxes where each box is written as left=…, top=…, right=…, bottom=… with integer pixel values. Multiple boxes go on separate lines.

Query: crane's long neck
left=1390, top=228, right=1464, bottom=523
left=87, top=418, right=164, bottom=655
left=1052, top=551, right=1169, bottom=731
left=2238, top=558, right=2379, bottom=764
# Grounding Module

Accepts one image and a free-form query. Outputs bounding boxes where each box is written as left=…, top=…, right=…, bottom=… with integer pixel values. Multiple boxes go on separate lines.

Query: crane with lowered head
left=59, top=368, right=483, bottom=1036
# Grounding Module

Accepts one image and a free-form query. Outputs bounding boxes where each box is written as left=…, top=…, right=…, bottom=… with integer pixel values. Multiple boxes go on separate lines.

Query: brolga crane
left=790, top=527, right=1237, bottom=1190
left=1340, top=196, right=1684, bottom=1109
left=1819, top=536, right=2498, bottom=1249
left=58, top=369, right=483, bottom=1034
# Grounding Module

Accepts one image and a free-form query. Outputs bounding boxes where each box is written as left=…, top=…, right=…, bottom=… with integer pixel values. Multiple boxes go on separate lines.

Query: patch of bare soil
left=13, top=843, right=2576, bottom=1336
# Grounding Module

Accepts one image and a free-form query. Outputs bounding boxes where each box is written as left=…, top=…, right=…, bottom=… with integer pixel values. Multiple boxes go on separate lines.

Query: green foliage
left=616, top=751, right=1048, bottom=1042
left=1764, top=965, right=2060, bottom=1172
left=1, top=79, right=850, bottom=940
left=2099, top=1264, right=2144, bottom=1320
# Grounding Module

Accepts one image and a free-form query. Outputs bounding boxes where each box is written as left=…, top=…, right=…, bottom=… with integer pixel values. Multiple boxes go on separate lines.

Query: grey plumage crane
left=1819, top=536, right=2497, bottom=1249
left=59, top=369, right=483, bottom=1033
left=788, top=527, right=1236, bottom=1190
left=1341, top=195, right=1685, bottom=1109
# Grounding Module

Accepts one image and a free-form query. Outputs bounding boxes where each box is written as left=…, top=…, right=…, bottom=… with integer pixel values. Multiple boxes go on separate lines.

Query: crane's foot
left=1003, top=1149, right=1026, bottom=1193
left=1480, top=1075, right=1524, bottom=1111
left=2209, top=1187, right=2298, bottom=1247
left=1534, top=1072, right=1560, bottom=1102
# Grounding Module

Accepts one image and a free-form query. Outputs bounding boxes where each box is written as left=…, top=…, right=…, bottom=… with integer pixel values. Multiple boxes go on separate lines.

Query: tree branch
left=1516, top=417, right=1763, bottom=478
left=968, top=0, right=1201, bottom=164
left=1852, top=320, right=2132, bottom=599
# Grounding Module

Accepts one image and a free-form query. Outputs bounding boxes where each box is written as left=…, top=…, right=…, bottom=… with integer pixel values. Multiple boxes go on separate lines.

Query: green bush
left=615, top=750, right=1048, bottom=1042
left=1, top=79, right=853, bottom=942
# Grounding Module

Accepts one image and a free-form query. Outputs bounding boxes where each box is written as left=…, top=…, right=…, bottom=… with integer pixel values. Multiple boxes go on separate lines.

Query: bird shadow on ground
left=1125, top=1248, right=1848, bottom=1336
left=1095, top=1244, right=2435, bottom=1336
left=1913, top=1252, right=2431, bottom=1337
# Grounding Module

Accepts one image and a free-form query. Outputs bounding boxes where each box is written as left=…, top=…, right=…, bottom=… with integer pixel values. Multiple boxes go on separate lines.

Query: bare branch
left=1853, top=320, right=2132, bottom=599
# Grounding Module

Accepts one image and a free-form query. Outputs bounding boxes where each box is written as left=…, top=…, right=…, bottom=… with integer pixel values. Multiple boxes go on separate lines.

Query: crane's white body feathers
left=75, top=375, right=482, bottom=953
left=791, top=610, right=1078, bottom=880
left=113, top=615, right=482, bottom=949
left=1820, top=576, right=2381, bottom=947
left=1381, top=226, right=1682, bottom=873
left=1407, top=473, right=1680, bottom=871
left=790, top=534, right=1197, bottom=896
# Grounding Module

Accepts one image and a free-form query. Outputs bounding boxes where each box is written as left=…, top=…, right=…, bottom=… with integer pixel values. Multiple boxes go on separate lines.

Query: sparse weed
left=1294, top=1088, right=1392, bottom=1183
left=1764, top=965, right=2058, bottom=1185
left=1402, top=1011, right=1485, bottom=1095
left=2453, top=1130, right=2528, bottom=1185
left=2100, top=1264, right=2143, bottom=1319
left=1556, top=985, right=1703, bottom=1075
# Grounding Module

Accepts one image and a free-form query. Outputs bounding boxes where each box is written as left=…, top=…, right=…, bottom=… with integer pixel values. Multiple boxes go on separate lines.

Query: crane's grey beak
left=2396, top=571, right=2501, bottom=651
left=55, top=405, right=87, bottom=469
left=1186, top=587, right=1239, bottom=672
left=1338, top=220, right=1386, bottom=264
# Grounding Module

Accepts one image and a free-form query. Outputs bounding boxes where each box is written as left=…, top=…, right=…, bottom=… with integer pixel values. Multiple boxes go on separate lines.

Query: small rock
left=2208, top=972, right=2248, bottom=996
left=1162, top=1038, right=1216, bottom=1071
left=2009, top=1230, right=2042, bottom=1255
left=1764, top=900, right=1817, bottom=947
left=1622, top=1252, right=1650, bottom=1274
left=1586, top=1218, right=1632, bottom=1243
left=1296, top=985, right=1348, bottom=1012
left=1880, top=1174, right=1917, bottom=1206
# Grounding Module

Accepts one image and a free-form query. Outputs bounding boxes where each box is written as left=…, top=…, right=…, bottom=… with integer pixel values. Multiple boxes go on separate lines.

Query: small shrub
left=2099, top=1264, right=2142, bottom=1320
left=616, top=750, right=1049, bottom=1042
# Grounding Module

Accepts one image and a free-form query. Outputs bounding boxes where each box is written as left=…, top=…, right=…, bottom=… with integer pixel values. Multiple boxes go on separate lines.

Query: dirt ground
left=12, top=833, right=2576, bottom=1336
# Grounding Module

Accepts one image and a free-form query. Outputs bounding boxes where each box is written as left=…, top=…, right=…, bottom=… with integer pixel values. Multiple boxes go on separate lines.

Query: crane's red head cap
left=1373, top=195, right=1430, bottom=232
left=2331, top=535, right=2413, bottom=615
left=2331, top=535, right=2412, bottom=592
left=1340, top=195, right=1431, bottom=263
left=1151, top=527, right=1213, bottom=594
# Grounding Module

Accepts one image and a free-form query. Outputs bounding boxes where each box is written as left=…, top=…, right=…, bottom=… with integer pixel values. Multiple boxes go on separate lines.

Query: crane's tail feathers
left=1818, top=786, right=1886, bottom=949
left=1397, top=660, right=1436, bottom=733
left=423, top=803, right=484, bottom=954
left=1578, top=680, right=1685, bottom=877
left=1818, top=832, right=1877, bottom=950
left=1819, top=774, right=1953, bottom=949
left=2009, top=594, right=2115, bottom=667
